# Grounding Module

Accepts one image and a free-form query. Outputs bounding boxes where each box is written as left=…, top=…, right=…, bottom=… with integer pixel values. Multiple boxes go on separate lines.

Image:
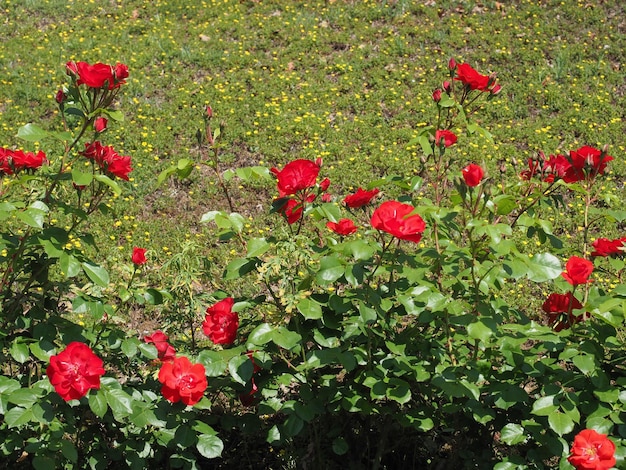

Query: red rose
left=562, top=256, right=594, bottom=286
left=76, top=61, right=115, bottom=89
left=562, top=145, right=613, bottom=183
left=270, top=159, right=320, bottom=197
left=144, top=331, right=176, bottom=362
left=46, top=342, right=105, bottom=401
left=104, top=153, right=133, bottom=180
left=435, top=129, right=457, bottom=148
left=462, top=163, right=484, bottom=187
left=371, top=200, right=426, bottom=244
left=82, top=141, right=133, bottom=180
left=113, top=63, right=129, bottom=87
left=11, top=150, right=47, bottom=171
left=454, top=63, right=492, bottom=91
left=326, top=218, right=358, bottom=236
left=94, top=117, right=108, bottom=133
left=432, top=89, right=442, bottom=102
left=568, top=429, right=616, bottom=470
left=542, top=292, right=584, bottom=332
left=343, top=187, right=380, bottom=208
left=203, top=297, right=239, bottom=345
left=131, top=247, right=147, bottom=266
left=158, top=356, right=207, bottom=406
left=276, top=198, right=303, bottom=225
left=591, top=237, right=626, bottom=257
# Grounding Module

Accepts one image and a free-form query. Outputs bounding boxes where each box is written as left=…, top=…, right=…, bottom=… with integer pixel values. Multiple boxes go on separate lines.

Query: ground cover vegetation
left=1, top=0, right=626, bottom=468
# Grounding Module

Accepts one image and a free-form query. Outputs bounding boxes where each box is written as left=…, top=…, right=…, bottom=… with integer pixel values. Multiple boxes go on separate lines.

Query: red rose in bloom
left=11, top=150, right=47, bottom=171
left=144, top=331, right=176, bottom=362
left=562, top=256, right=594, bottom=286
left=591, top=237, right=626, bottom=257
left=544, top=153, right=571, bottom=180
left=75, top=61, right=115, bottom=88
left=371, top=200, right=426, bottom=243
left=82, top=141, right=133, bottom=180
left=568, top=429, right=616, bottom=470
left=462, top=163, right=484, bottom=187
left=203, top=297, right=239, bottom=345
left=276, top=198, right=303, bottom=225
left=326, top=218, right=358, bottom=236
left=105, top=154, right=133, bottom=180
left=132, top=247, right=147, bottom=266
left=343, top=187, right=380, bottom=208
left=562, top=145, right=613, bottom=183
left=454, top=63, right=492, bottom=91
left=158, top=356, right=207, bottom=406
left=94, top=117, right=108, bottom=133
left=270, top=159, right=320, bottom=197
left=542, top=292, right=584, bottom=332
left=435, top=129, right=458, bottom=148
left=46, top=342, right=105, bottom=401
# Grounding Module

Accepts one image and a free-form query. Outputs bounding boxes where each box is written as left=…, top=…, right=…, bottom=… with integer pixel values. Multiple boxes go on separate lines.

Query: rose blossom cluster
left=0, top=148, right=47, bottom=176
left=520, top=146, right=613, bottom=184
left=81, top=141, right=133, bottom=181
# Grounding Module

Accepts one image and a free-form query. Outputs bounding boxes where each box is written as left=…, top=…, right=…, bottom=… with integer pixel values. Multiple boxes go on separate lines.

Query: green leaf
left=121, top=338, right=139, bottom=358
left=572, top=354, right=597, bottom=376
left=138, top=343, right=158, bottom=360
left=105, top=389, right=134, bottom=419
left=224, top=257, right=258, bottom=280
left=197, top=350, right=230, bottom=376
left=196, top=434, right=224, bottom=459
left=7, top=388, right=40, bottom=407
left=17, top=206, right=46, bottom=229
left=548, top=411, right=574, bottom=436
left=72, top=169, right=93, bottom=186
left=130, top=403, right=164, bottom=428
left=316, top=255, right=345, bottom=284
left=246, top=238, right=270, bottom=258
left=531, top=395, right=559, bottom=416
left=106, top=109, right=124, bottom=122
left=297, top=297, right=323, bottom=320
left=16, top=123, right=49, bottom=142
left=273, top=327, right=302, bottom=350
left=525, top=253, right=562, bottom=282
left=10, top=339, right=30, bottom=363
left=89, top=390, right=108, bottom=418
left=4, top=406, right=33, bottom=427
left=60, top=253, right=82, bottom=277
left=94, top=174, right=122, bottom=196
left=60, top=440, right=78, bottom=463
left=467, top=319, right=495, bottom=343
left=247, top=323, right=274, bottom=347
left=332, top=437, right=349, bottom=455
left=228, top=355, right=253, bottom=385
left=82, top=262, right=110, bottom=287
left=499, top=423, right=527, bottom=445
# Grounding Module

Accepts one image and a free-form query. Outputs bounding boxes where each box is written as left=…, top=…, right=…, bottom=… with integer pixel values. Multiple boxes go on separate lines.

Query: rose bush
left=0, top=54, right=625, bottom=470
